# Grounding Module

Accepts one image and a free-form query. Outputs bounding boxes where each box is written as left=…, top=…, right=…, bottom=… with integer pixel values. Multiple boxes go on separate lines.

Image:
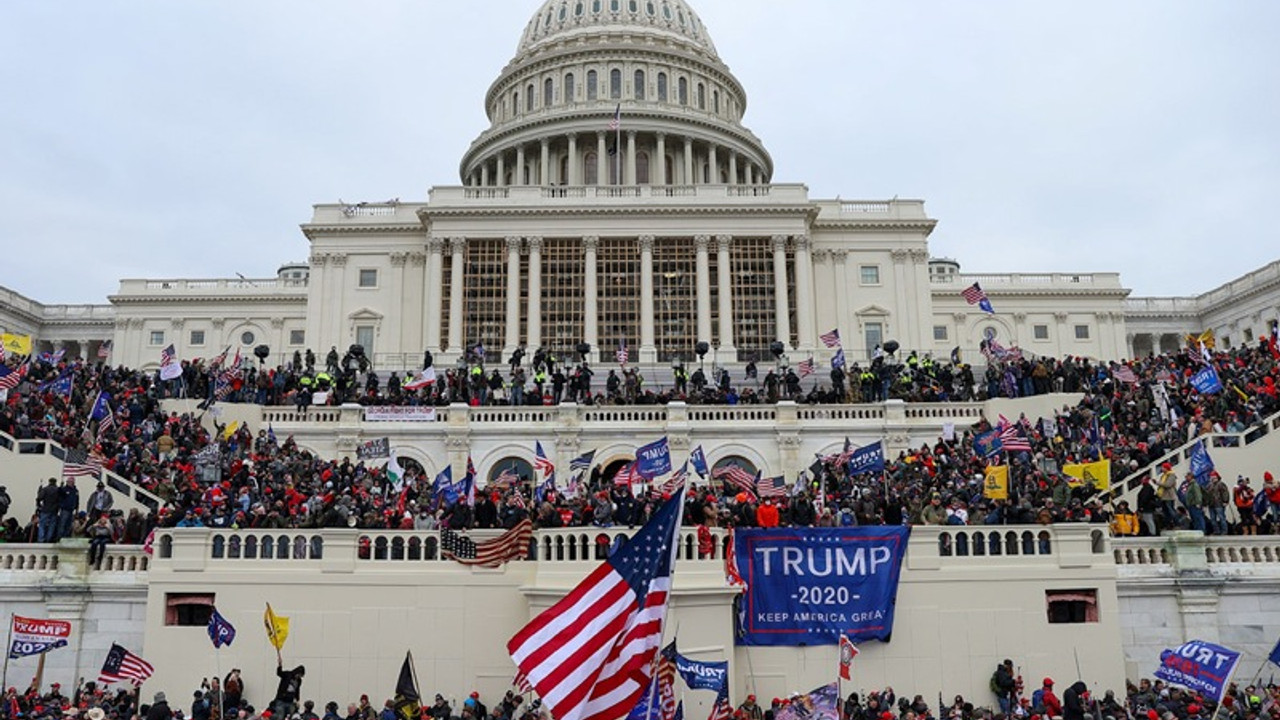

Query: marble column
left=626, top=131, right=637, bottom=186
left=654, top=133, right=667, bottom=185
left=708, top=144, right=718, bottom=183
left=425, top=237, right=445, bottom=351
left=596, top=132, right=608, bottom=186
left=504, top=236, right=523, bottom=356
left=526, top=237, right=543, bottom=349
left=772, top=235, right=792, bottom=348
left=515, top=145, right=526, bottom=185
left=683, top=136, right=694, bottom=186
left=539, top=140, right=550, bottom=186
left=496, top=153, right=505, bottom=187
left=567, top=134, right=579, bottom=185
left=583, top=236, right=599, bottom=357
left=480, top=163, right=490, bottom=187
left=447, top=237, right=465, bottom=354
left=842, top=250, right=859, bottom=356
left=639, top=235, right=657, bottom=361
left=716, top=235, right=735, bottom=353
left=794, top=234, right=816, bottom=351
left=695, top=235, right=712, bottom=344
left=728, top=152, right=738, bottom=185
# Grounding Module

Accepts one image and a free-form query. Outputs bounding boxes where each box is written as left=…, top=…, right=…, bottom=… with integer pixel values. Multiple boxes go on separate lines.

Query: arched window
left=584, top=152, right=599, bottom=185
left=634, top=70, right=645, bottom=100
left=526, top=84, right=535, bottom=112
left=610, top=69, right=622, bottom=99
left=513, top=90, right=520, bottom=115
left=629, top=0, right=638, bottom=12
left=610, top=0, right=620, bottom=11
left=575, top=1, right=584, bottom=17
left=544, top=78, right=554, bottom=107
left=488, top=457, right=535, bottom=487
left=713, top=90, right=720, bottom=114
left=587, top=70, right=598, bottom=100
left=697, top=82, right=705, bottom=110
left=636, top=151, right=650, bottom=185
left=657, top=72, right=668, bottom=102
left=592, top=0, right=601, bottom=12
left=565, top=73, right=576, bottom=102
left=678, top=77, right=688, bottom=105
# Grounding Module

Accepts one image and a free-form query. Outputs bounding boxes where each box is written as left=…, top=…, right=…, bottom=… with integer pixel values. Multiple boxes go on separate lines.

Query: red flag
left=838, top=635, right=858, bottom=680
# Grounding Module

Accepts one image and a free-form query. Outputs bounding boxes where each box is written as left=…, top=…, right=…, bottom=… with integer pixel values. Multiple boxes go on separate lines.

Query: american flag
left=570, top=450, right=596, bottom=472
left=756, top=475, right=788, bottom=498
left=493, top=467, right=521, bottom=488
left=609, top=103, right=622, bottom=131
left=616, top=339, right=629, bottom=366
left=707, top=688, right=732, bottom=720
left=210, top=346, right=230, bottom=369
left=796, top=357, right=815, bottom=378
left=0, top=362, right=28, bottom=392
left=1112, top=365, right=1139, bottom=384
left=98, top=643, right=154, bottom=687
left=507, top=489, right=683, bottom=720
left=724, top=528, right=746, bottom=588
left=441, top=518, right=533, bottom=568
left=819, top=328, right=841, bottom=348
left=657, top=462, right=687, bottom=496
left=997, top=415, right=1032, bottom=452
left=509, top=488, right=529, bottom=510
left=160, top=343, right=176, bottom=367
left=656, top=645, right=678, bottom=720
left=63, top=447, right=103, bottom=479
left=96, top=411, right=116, bottom=446
left=961, top=282, right=994, bottom=313
left=96, top=340, right=112, bottom=359
left=614, top=461, right=643, bottom=488
left=714, top=464, right=758, bottom=498
left=534, top=441, right=556, bottom=477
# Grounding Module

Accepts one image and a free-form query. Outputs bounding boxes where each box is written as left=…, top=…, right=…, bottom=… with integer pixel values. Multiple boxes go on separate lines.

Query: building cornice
left=419, top=203, right=814, bottom=220
left=301, top=224, right=425, bottom=240
left=108, top=294, right=308, bottom=306
left=814, top=219, right=939, bottom=235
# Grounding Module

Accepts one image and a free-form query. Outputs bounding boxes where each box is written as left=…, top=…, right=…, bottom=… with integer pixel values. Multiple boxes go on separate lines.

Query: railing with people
left=0, top=430, right=163, bottom=511
left=0, top=544, right=150, bottom=575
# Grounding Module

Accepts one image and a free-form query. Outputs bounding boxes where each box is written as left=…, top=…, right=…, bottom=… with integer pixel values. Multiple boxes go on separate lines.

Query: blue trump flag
left=1269, top=636, right=1280, bottom=668
left=689, top=445, right=709, bottom=478
left=848, top=442, right=885, bottom=475
left=734, top=526, right=910, bottom=646
left=90, top=391, right=113, bottom=420
left=1190, top=366, right=1223, bottom=395
left=1154, top=639, right=1242, bottom=703
left=673, top=650, right=728, bottom=692
left=432, top=466, right=455, bottom=503
left=1188, top=440, right=1214, bottom=486
left=636, top=437, right=672, bottom=479
left=974, top=429, right=1003, bottom=458
left=207, top=608, right=236, bottom=648
left=626, top=689, right=681, bottom=720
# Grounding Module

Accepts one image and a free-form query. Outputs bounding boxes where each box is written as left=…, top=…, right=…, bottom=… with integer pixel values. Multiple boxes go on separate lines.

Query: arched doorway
left=487, top=456, right=534, bottom=490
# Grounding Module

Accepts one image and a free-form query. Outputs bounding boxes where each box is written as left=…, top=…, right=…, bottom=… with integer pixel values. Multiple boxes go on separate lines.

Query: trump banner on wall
left=9, top=616, right=72, bottom=658
left=734, top=527, right=909, bottom=646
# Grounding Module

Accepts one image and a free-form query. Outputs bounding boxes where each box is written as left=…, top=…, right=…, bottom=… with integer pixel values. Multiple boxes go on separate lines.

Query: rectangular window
left=289, top=330, right=305, bottom=346
left=189, top=330, right=206, bottom=346
left=1243, top=328, right=1254, bottom=343
left=149, top=330, right=165, bottom=346
left=932, top=325, right=948, bottom=342
left=1033, top=325, right=1049, bottom=340
left=356, top=326, right=375, bottom=355
left=358, top=269, right=378, bottom=288
left=864, top=322, right=883, bottom=358
left=1074, top=324, right=1090, bottom=340
left=165, top=593, right=215, bottom=626
left=1046, top=589, right=1098, bottom=624
left=860, top=265, right=880, bottom=285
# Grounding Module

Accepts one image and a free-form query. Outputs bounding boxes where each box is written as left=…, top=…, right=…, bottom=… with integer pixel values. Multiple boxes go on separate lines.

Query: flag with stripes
left=797, top=357, right=815, bottom=378
left=535, top=441, right=556, bottom=477
left=616, top=339, right=629, bottom=366
left=441, top=518, right=533, bottom=568
left=997, top=415, right=1032, bottom=452
left=723, top=528, right=746, bottom=588
left=609, top=103, right=622, bottom=131
left=98, top=643, right=154, bottom=687
left=570, top=449, right=596, bottom=472
left=714, top=464, right=758, bottom=499
left=657, top=644, right=679, bottom=720
left=657, top=462, right=687, bottom=496
left=819, top=328, right=841, bottom=348
left=507, top=488, right=684, bottom=720
left=961, top=282, right=995, bottom=314
left=614, top=461, right=644, bottom=489
left=706, top=688, right=732, bottom=720
left=159, top=344, right=182, bottom=380
left=493, top=467, right=521, bottom=489
left=0, top=362, right=28, bottom=392
left=509, top=487, right=529, bottom=510
left=63, top=447, right=103, bottom=479
left=756, top=475, right=788, bottom=498
left=97, top=340, right=112, bottom=359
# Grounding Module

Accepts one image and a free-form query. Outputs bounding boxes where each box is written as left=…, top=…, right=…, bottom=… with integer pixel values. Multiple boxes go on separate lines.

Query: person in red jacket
left=756, top=499, right=780, bottom=528
left=1038, top=678, right=1062, bottom=718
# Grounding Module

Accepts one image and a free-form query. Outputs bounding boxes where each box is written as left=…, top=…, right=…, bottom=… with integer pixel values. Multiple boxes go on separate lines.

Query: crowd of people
left=1, top=336, right=1278, bottom=551
left=3, top=669, right=1277, bottom=720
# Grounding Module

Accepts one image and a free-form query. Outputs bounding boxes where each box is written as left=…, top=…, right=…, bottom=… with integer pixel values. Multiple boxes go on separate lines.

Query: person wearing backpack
left=991, top=659, right=1017, bottom=713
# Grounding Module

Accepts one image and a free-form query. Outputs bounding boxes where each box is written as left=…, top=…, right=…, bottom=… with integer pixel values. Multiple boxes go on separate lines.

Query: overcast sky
left=2, top=1, right=1277, bottom=305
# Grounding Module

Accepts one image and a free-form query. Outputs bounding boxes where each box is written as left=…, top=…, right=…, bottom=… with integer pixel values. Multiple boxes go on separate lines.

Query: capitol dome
left=458, top=0, right=772, bottom=187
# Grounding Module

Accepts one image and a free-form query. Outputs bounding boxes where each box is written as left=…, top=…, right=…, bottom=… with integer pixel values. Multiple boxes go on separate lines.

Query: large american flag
left=534, top=441, right=556, bottom=477
left=616, top=339, right=629, bottom=366
left=63, top=447, right=103, bottom=479
left=0, top=362, right=28, bottom=392
left=997, top=415, right=1032, bottom=452
left=441, top=519, right=533, bottom=568
left=707, top=689, right=732, bottom=720
left=961, top=283, right=987, bottom=305
left=614, top=461, right=644, bottom=489
left=160, top=343, right=176, bottom=367
left=714, top=464, right=758, bottom=498
left=96, top=340, right=113, bottom=359
left=796, top=357, right=815, bottom=378
left=98, top=643, right=154, bottom=687
left=819, top=328, right=841, bottom=349
left=508, top=489, right=684, bottom=720
left=570, top=450, right=597, bottom=472
left=756, top=475, right=788, bottom=498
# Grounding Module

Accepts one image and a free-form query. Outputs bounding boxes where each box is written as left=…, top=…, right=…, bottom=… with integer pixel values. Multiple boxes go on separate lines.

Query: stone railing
left=0, top=542, right=150, bottom=579
left=117, top=278, right=308, bottom=295
left=431, top=184, right=811, bottom=206
left=1124, top=297, right=1202, bottom=315
left=1113, top=533, right=1280, bottom=571
left=930, top=272, right=1124, bottom=289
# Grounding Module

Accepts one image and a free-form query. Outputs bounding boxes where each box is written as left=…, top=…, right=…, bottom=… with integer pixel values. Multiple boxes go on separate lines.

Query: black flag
left=393, top=651, right=421, bottom=720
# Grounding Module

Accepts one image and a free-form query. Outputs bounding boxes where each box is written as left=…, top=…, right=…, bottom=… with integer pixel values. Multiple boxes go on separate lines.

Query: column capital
left=793, top=234, right=812, bottom=251
left=389, top=252, right=409, bottom=267
left=716, top=234, right=733, bottom=251
left=309, top=253, right=328, bottom=267
left=449, top=236, right=467, bottom=252
left=952, top=312, right=967, bottom=323
left=909, top=248, right=930, bottom=262
left=638, top=235, right=656, bottom=251
left=832, top=249, right=849, bottom=262
left=627, top=129, right=638, bottom=139
left=170, top=317, right=185, bottom=329
left=426, top=236, right=446, bottom=254
left=597, top=130, right=607, bottom=140
left=654, top=131, right=666, bottom=140
left=694, top=234, right=711, bottom=251
left=812, top=248, right=831, bottom=263
left=771, top=234, right=789, bottom=251
left=1054, top=312, right=1069, bottom=322
left=408, top=252, right=427, bottom=267
left=582, top=235, right=599, bottom=251
left=890, top=248, right=909, bottom=264
left=540, top=137, right=550, bottom=148
left=1012, top=312, right=1027, bottom=323
left=505, top=236, right=523, bottom=251
left=330, top=252, right=348, bottom=267
left=565, top=132, right=578, bottom=142
left=526, top=236, right=543, bottom=252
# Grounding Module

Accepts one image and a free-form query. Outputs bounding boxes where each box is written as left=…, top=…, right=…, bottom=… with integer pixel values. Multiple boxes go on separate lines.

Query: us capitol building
left=2, top=0, right=1280, bottom=709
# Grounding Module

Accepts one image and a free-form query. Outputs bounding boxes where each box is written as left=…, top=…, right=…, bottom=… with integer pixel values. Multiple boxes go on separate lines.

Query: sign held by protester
left=734, top=527, right=909, bottom=646
left=8, top=616, right=71, bottom=658
left=1154, top=639, right=1241, bottom=703
left=364, top=407, right=437, bottom=422
left=356, top=437, right=391, bottom=460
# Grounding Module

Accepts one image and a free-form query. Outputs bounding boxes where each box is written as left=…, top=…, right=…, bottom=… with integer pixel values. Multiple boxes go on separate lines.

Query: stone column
left=1055, top=312, right=1070, bottom=356
left=708, top=144, right=718, bottom=183
left=772, top=235, right=792, bottom=348
left=596, top=132, right=608, bottom=186
left=567, top=134, right=579, bottom=185
left=425, top=237, right=445, bottom=351
left=527, top=237, right=543, bottom=349
left=515, top=145, right=526, bottom=185
left=654, top=133, right=666, bottom=185
left=891, top=249, right=909, bottom=345
left=626, top=131, right=638, bottom=186
left=447, top=237, right=465, bottom=354
left=480, top=162, right=490, bottom=187
left=539, top=139, right=550, bottom=186
left=504, top=236, right=523, bottom=357
left=794, top=234, right=816, bottom=351
left=683, top=136, right=694, bottom=185
left=728, top=152, right=738, bottom=185
left=639, top=235, right=657, bottom=362
left=583, top=236, right=600, bottom=357
left=840, top=250, right=857, bottom=356
left=496, top=153, right=506, bottom=187
left=695, top=235, right=712, bottom=345
left=716, top=235, right=735, bottom=354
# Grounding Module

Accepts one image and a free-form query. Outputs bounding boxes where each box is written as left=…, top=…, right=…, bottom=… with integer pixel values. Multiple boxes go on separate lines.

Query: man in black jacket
left=148, top=692, right=173, bottom=720
left=1062, top=681, right=1089, bottom=720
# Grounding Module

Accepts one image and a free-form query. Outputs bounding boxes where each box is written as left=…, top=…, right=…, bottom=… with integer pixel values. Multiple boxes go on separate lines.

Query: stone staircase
left=0, top=431, right=162, bottom=522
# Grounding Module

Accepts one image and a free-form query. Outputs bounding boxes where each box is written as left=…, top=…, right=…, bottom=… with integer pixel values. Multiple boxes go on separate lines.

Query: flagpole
left=216, top=645, right=224, bottom=720
left=614, top=113, right=622, bottom=187
left=1, top=613, right=12, bottom=692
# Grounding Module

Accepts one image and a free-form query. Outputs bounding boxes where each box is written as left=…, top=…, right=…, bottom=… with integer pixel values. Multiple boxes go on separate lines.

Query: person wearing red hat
left=1037, top=678, right=1061, bottom=718
left=738, top=695, right=763, bottom=720
left=1156, top=462, right=1179, bottom=531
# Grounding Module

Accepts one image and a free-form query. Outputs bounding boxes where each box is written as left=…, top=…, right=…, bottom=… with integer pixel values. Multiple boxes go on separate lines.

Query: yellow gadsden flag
left=1063, top=459, right=1111, bottom=491
left=221, top=421, right=240, bottom=441
left=1, top=333, right=32, bottom=356
left=264, top=602, right=289, bottom=650
left=983, top=465, right=1009, bottom=500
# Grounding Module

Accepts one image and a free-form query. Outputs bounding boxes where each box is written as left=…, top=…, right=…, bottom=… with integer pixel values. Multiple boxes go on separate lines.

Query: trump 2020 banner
left=734, top=527, right=909, bottom=646
left=1154, top=639, right=1242, bottom=703
left=9, top=616, right=72, bottom=658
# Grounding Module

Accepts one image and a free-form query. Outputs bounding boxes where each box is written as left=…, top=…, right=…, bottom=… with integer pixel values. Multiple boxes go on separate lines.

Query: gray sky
left=2, top=1, right=1277, bottom=305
